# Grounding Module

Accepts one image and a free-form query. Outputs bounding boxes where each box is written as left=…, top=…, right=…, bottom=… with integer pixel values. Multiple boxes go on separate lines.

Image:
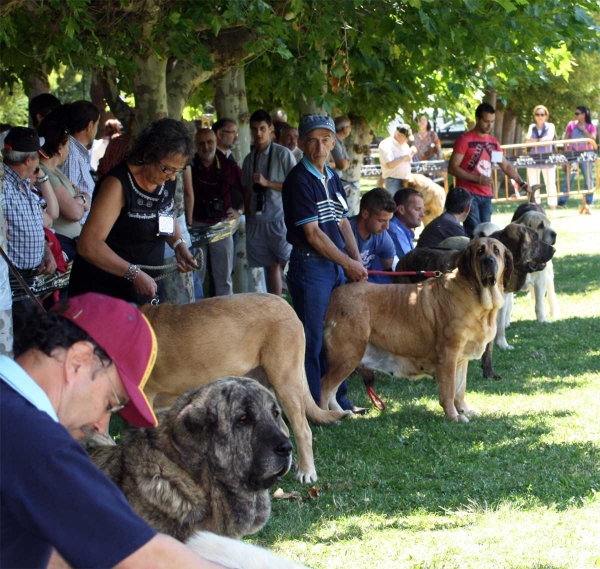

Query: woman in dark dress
left=68, top=119, right=197, bottom=304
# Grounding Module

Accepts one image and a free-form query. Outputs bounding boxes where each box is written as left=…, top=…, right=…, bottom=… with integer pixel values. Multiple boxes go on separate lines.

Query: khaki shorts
left=246, top=219, right=292, bottom=268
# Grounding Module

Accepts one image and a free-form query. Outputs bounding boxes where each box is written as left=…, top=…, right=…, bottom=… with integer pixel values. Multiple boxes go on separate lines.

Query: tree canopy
left=1, top=0, right=599, bottom=128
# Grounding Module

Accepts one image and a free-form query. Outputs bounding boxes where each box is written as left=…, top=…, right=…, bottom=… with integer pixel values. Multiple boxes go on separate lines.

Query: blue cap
left=298, top=115, right=336, bottom=139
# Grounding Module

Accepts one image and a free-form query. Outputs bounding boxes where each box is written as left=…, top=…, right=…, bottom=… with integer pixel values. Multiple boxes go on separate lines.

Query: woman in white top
left=525, top=105, right=557, bottom=210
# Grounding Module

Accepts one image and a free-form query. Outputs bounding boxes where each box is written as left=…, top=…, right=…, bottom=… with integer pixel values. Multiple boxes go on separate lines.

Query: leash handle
left=0, top=245, right=45, bottom=311
left=367, top=270, right=442, bottom=278
left=366, top=385, right=386, bottom=411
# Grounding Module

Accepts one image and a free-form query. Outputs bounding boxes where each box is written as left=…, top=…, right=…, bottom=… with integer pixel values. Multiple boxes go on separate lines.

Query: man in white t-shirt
left=378, top=124, right=415, bottom=194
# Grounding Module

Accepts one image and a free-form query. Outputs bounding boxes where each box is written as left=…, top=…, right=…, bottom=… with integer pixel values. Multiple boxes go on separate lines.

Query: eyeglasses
left=535, top=113, right=546, bottom=116
left=104, top=369, right=127, bottom=415
left=574, top=111, right=582, bottom=115
left=221, top=129, right=238, bottom=135
left=157, top=160, right=186, bottom=176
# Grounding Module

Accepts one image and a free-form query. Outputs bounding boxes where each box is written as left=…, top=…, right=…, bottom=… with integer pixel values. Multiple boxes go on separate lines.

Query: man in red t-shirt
left=449, top=103, right=529, bottom=236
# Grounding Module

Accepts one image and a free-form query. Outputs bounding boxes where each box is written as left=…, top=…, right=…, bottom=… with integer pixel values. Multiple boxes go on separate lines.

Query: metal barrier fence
left=495, top=138, right=598, bottom=214
left=361, top=138, right=598, bottom=214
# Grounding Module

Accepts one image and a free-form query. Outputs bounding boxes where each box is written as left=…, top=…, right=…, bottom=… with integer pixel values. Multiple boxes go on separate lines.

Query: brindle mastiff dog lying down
left=397, top=224, right=555, bottom=379
left=140, top=293, right=349, bottom=484
left=91, top=377, right=292, bottom=541
left=321, top=238, right=512, bottom=422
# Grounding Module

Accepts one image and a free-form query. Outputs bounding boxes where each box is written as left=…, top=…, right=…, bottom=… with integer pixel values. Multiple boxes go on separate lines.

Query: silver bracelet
left=35, top=175, right=49, bottom=185
left=171, top=238, right=185, bottom=250
left=123, top=264, right=140, bottom=282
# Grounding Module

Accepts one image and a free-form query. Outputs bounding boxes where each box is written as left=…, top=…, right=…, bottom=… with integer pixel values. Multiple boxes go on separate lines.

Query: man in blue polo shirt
left=349, top=187, right=397, bottom=284
left=387, top=187, right=424, bottom=260
left=283, top=115, right=368, bottom=414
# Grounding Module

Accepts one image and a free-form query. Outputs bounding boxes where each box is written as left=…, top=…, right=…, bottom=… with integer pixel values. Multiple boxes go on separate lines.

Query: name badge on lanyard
left=157, top=209, right=175, bottom=236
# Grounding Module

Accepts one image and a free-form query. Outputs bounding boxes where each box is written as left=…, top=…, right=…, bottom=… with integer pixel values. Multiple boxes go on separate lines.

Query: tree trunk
left=212, top=66, right=251, bottom=163
left=483, top=85, right=498, bottom=109
left=514, top=124, right=523, bottom=144
left=300, top=97, right=327, bottom=117
left=132, top=53, right=169, bottom=131
left=344, top=114, right=372, bottom=215
left=501, top=109, right=516, bottom=145
left=90, top=72, right=113, bottom=139
left=494, top=110, right=505, bottom=143
left=166, top=60, right=213, bottom=121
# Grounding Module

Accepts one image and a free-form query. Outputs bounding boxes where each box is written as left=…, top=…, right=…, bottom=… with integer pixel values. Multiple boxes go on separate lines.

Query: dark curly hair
left=13, top=305, right=111, bottom=366
left=128, top=118, right=193, bottom=165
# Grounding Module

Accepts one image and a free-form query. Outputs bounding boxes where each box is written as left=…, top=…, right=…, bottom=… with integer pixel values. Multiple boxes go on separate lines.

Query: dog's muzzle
left=526, top=261, right=547, bottom=273
left=480, top=256, right=498, bottom=286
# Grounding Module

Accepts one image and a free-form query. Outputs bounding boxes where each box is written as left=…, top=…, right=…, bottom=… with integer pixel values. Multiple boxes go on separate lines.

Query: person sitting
left=38, top=120, right=91, bottom=260
left=349, top=188, right=397, bottom=284
left=416, top=186, right=472, bottom=248
left=1, top=127, right=57, bottom=277
left=67, top=118, right=197, bottom=305
left=185, top=128, right=245, bottom=297
left=387, top=187, right=424, bottom=260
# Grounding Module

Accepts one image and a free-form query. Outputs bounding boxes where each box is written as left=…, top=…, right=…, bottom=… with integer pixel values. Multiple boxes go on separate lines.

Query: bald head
left=195, top=128, right=217, bottom=165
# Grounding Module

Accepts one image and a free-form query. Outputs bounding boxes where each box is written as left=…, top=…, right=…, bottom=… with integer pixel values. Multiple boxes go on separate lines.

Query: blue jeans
left=463, top=193, right=493, bottom=238
left=287, top=249, right=351, bottom=408
left=558, top=162, right=595, bottom=205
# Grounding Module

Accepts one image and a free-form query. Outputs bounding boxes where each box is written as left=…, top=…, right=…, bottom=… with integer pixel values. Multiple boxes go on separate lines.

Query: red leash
left=367, top=270, right=442, bottom=278
left=366, top=385, right=386, bottom=411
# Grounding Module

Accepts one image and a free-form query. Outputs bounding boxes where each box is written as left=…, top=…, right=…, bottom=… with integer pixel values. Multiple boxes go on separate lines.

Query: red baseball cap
left=53, top=293, right=158, bottom=428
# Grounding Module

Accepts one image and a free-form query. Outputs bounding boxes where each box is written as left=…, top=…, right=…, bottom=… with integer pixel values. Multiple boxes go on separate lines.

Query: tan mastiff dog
left=405, top=173, right=446, bottom=226
left=141, top=293, right=349, bottom=483
left=320, top=238, right=513, bottom=422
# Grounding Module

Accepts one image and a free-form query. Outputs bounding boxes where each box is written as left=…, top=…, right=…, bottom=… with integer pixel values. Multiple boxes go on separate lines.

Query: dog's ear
left=502, top=247, right=514, bottom=289
left=457, top=242, right=475, bottom=280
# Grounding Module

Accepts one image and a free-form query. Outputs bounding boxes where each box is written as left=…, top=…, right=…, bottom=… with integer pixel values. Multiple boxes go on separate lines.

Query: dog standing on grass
left=320, top=238, right=512, bottom=423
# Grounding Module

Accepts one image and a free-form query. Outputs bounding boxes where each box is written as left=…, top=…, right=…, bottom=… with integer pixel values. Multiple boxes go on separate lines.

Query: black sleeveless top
left=68, top=161, right=175, bottom=304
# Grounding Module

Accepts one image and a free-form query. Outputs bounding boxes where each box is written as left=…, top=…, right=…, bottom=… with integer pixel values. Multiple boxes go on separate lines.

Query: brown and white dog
left=140, top=294, right=350, bottom=484
left=320, top=238, right=512, bottom=423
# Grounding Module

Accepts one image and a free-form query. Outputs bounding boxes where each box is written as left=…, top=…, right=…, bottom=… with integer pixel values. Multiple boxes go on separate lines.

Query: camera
left=253, top=183, right=266, bottom=213
left=206, top=197, right=225, bottom=219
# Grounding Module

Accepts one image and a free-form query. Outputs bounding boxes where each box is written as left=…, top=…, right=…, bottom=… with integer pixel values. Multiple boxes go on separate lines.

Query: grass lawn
left=249, top=200, right=600, bottom=569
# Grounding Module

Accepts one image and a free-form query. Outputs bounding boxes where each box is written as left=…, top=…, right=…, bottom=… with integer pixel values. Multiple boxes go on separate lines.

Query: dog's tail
left=301, top=369, right=351, bottom=425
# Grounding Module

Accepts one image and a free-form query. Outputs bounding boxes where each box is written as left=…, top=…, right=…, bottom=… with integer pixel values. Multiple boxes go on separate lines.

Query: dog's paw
left=464, top=407, right=481, bottom=417
left=446, top=413, right=469, bottom=423
left=495, top=338, right=514, bottom=350
left=537, top=317, right=552, bottom=324
left=293, top=463, right=317, bottom=484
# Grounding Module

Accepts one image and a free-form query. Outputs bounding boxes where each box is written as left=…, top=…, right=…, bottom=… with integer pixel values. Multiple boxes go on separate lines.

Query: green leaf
left=494, top=0, right=517, bottom=12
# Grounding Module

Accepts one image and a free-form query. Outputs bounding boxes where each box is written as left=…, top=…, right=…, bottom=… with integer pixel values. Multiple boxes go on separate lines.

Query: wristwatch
left=172, top=238, right=185, bottom=250
left=35, top=175, right=49, bottom=185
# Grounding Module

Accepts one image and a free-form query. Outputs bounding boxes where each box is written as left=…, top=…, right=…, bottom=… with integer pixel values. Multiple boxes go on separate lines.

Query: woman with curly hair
left=68, top=118, right=197, bottom=304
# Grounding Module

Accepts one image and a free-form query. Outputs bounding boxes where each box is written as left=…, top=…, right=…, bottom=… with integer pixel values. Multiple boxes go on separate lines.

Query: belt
left=292, top=248, right=325, bottom=259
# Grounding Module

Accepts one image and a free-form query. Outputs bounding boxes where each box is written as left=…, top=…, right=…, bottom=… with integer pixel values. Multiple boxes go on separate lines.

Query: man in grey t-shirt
left=241, top=109, right=296, bottom=295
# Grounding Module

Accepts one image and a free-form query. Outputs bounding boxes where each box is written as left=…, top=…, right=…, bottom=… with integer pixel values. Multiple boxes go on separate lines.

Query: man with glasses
left=1, top=293, right=303, bottom=569
left=212, top=118, right=239, bottom=163
left=0, top=294, right=224, bottom=568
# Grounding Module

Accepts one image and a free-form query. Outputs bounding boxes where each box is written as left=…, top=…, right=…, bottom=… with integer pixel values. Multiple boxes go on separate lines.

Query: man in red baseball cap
left=0, top=293, right=226, bottom=568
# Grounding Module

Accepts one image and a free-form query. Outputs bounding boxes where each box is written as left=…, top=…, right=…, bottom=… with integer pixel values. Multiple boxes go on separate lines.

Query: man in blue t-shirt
left=1, top=294, right=237, bottom=569
left=283, top=115, right=368, bottom=414
left=387, top=187, right=424, bottom=260
left=348, top=188, right=397, bottom=284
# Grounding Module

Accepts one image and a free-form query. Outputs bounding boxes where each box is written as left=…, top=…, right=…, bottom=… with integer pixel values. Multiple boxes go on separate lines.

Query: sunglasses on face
left=574, top=111, right=583, bottom=115
left=535, top=113, right=546, bottom=117
left=157, top=160, right=186, bottom=176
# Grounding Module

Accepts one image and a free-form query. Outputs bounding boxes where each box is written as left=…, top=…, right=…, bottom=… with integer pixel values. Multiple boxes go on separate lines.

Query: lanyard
left=253, top=144, right=273, bottom=181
